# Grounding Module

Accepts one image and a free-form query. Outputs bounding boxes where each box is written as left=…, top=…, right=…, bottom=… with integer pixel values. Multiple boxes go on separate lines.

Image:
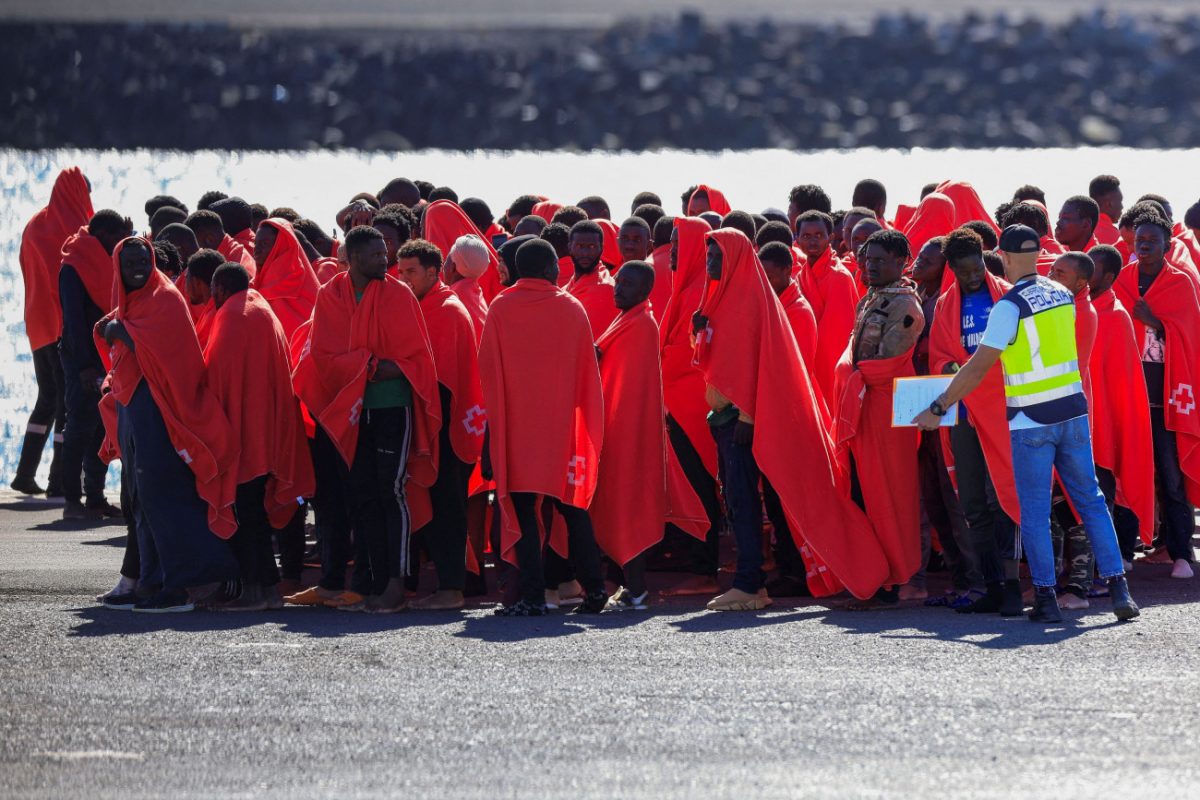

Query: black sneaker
left=1027, top=589, right=1063, bottom=623
left=765, top=574, right=811, bottom=597
left=956, top=582, right=1003, bottom=614
left=494, top=599, right=547, bottom=617
left=1108, top=576, right=1140, bottom=621
left=85, top=499, right=123, bottom=519
left=10, top=476, right=44, bottom=495
left=572, top=590, right=608, bottom=614
left=132, top=591, right=195, bottom=614
left=999, top=579, right=1025, bottom=617
left=101, top=591, right=140, bottom=610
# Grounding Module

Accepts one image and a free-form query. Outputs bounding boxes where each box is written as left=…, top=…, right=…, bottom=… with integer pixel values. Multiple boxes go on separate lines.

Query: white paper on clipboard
left=892, top=376, right=959, bottom=427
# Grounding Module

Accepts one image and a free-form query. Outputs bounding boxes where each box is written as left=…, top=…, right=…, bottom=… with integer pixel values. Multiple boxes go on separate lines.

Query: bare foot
left=898, top=584, right=928, bottom=601
left=365, top=579, right=408, bottom=613
left=221, top=583, right=271, bottom=612
left=1171, top=559, right=1194, bottom=579
left=661, top=575, right=721, bottom=597
left=706, top=587, right=771, bottom=611
left=410, top=589, right=465, bottom=610
left=1058, top=592, right=1089, bottom=610
left=556, top=580, right=583, bottom=602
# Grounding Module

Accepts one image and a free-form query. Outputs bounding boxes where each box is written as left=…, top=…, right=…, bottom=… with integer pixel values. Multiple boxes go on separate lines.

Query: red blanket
left=1114, top=262, right=1200, bottom=505
left=928, top=271, right=1022, bottom=523
left=590, top=302, right=707, bottom=565
left=20, top=167, right=93, bottom=350
left=596, top=218, right=621, bottom=270
left=531, top=200, right=561, bottom=223
left=694, top=229, right=890, bottom=599
left=1089, top=290, right=1155, bottom=542
left=1095, top=213, right=1121, bottom=246
left=901, top=192, right=956, bottom=255
left=565, top=267, right=618, bottom=340
left=253, top=219, right=319, bottom=344
left=218, top=233, right=258, bottom=280
left=60, top=227, right=114, bottom=313
left=659, top=216, right=717, bottom=477
left=292, top=271, right=441, bottom=529
left=419, top=282, right=485, bottom=464
left=647, top=244, right=674, bottom=322
left=204, top=288, right=315, bottom=527
left=1074, top=287, right=1098, bottom=403
left=688, top=184, right=731, bottom=216
left=313, top=256, right=341, bottom=285
left=778, top=280, right=818, bottom=374
left=936, top=180, right=999, bottom=233
left=424, top=200, right=503, bottom=301
left=478, top=279, right=604, bottom=565
left=450, top=277, right=488, bottom=343
left=893, top=203, right=916, bottom=232
left=103, top=238, right=238, bottom=537
left=797, top=247, right=859, bottom=406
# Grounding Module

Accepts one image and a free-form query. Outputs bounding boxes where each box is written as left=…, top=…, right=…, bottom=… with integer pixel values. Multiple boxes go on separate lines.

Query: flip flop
left=323, top=591, right=365, bottom=608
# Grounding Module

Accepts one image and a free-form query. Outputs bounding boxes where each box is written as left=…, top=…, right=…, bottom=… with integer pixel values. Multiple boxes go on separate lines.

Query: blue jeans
left=1009, top=415, right=1125, bottom=587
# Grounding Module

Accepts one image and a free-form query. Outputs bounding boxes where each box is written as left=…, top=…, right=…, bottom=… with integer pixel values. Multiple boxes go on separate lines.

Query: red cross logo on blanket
left=462, top=405, right=487, bottom=436
left=567, top=455, right=587, bottom=486
left=349, top=398, right=364, bottom=426
left=1171, top=384, right=1196, bottom=416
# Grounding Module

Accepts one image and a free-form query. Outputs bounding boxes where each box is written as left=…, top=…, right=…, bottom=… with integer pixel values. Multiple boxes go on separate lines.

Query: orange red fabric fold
left=688, top=184, right=731, bottom=216
left=565, top=267, right=619, bottom=340
left=218, top=233, right=258, bottom=279
left=1095, top=213, right=1121, bottom=246
left=797, top=247, right=859, bottom=405
left=936, top=180, right=999, bottom=234
left=253, top=218, right=319, bottom=345
left=424, top=200, right=504, bottom=301
left=777, top=281, right=818, bottom=374
left=449, top=277, right=488, bottom=343
left=901, top=192, right=956, bottom=255
left=60, top=227, right=114, bottom=313
left=646, top=243, right=674, bottom=322
left=596, top=218, right=621, bottom=269
left=531, top=200, right=562, bottom=223
left=419, top=281, right=485, bottom=465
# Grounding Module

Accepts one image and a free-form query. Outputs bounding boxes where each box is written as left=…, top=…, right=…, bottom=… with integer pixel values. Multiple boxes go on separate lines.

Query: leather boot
left=999, top=579, right=1025, bottom=617
left=1027, top=588, right=1063, bottom=623
left=1108, top=575, right=1140, bottom=621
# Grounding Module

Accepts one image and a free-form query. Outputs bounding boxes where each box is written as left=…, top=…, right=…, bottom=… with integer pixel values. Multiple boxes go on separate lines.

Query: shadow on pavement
left=32, top=518, right=123, bottom=532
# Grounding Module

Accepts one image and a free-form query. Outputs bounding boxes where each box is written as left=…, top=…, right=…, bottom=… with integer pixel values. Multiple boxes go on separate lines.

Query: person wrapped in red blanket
left=564, top=220, right=618, bottom=339
left=253, top=218, right=320, bottom=345
left=794, top=210, right=860, bottom=405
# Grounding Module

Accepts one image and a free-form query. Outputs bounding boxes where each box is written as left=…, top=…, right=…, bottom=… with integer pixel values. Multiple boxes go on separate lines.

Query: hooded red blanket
left=205, top=288, right=315, bottom=527
left=937, top=180, right=999, bottom=234
left=1114, top=262, right=1200, bottom=505
left=478, top=279, right=604, bottom=565
left=420, top=282, right=485, bottom=464
left=647, top=244, right=674, bottom=322
left=218, top=233, right=258, bottom=279
left=102, top=238, right=239, bottom=537
left=596, top=218, right=621, bottom=270
left=688, top=184, right=731, bottom=216
left=425, top=200, right=504, bottom=302
left=21, top=167, right=93, bottom=350
left=565, top=267, right=619, bottom=340
left=253, top=219, right=319, bottom=345
left=590, top=301, right=708, bottom=565
left=1090, top=290, right=1155, bottom=542
left=60, top=227, right=114, bottom=313
left=292, top=271, right=441, bottom=529
left=797, top=246, right=859, bottom=406
left=901, top=192, right=956, bottom=255
left=694, top=229, right=890, bottom=599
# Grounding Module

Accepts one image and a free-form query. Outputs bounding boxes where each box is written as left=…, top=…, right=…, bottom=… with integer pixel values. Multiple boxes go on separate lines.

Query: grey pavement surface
left=2, top=492, right=1199, bottom=799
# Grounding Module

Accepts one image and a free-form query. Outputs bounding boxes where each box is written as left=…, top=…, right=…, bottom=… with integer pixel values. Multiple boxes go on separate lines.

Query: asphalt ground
left=2, top=491, right=1199, bottom=799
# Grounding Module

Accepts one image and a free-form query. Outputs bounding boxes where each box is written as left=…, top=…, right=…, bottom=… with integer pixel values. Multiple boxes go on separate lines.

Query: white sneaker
left=1171, top=559, right=1194, bottom=579
left=96, top=575, right=136, bottom=603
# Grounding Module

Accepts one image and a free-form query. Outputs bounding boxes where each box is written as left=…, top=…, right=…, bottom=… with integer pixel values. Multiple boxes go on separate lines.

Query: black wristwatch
left=929, top=398, right=948, bottom=417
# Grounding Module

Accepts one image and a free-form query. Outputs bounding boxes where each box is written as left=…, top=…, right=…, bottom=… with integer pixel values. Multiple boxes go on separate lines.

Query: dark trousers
left=950, top=420, right=1016, bottom=585
left=60, top=353, right=107, bottom=505
left=1095, top=468, right=1142, bottom=562
left=666, top=414, right=720, bottom=577
left=119, top=467, right=140, bottom=580
left=1149, top=406, right=1196, bottom=562
left=232, top=476, right=281, bottom=587
left=15, top=342, right=65, bottom=486
left=117, top=382, right=237, bottom=593
left=313, top=426, right=359, bottom=592
left=712, top=418, right=764, bottom=594
left=510, top=493, right=604, bottom=606
left=917, top=430, right=978, bottom=590
left=763, top=477, right=804, bottom=580
left=342, top=406, right=413, bottom=596
left=421, top=387, right=470, bottom=591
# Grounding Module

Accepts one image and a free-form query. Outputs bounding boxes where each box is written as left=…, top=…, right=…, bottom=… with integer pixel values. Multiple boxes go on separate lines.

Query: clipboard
left=892, top=376, right=958, bottom=427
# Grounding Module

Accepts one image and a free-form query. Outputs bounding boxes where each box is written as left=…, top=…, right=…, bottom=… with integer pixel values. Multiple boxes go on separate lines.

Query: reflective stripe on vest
left=998, top=278, right=1085, bottom=418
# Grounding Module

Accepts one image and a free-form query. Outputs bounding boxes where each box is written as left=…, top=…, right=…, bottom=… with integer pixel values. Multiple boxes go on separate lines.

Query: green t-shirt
left=355, top=289, right=412, bottom=410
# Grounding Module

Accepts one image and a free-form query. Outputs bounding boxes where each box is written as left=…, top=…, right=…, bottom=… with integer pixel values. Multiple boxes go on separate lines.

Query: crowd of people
left=14, top=168, right=1200, bottom=621
left=5, top=12, right=1200, bottom=150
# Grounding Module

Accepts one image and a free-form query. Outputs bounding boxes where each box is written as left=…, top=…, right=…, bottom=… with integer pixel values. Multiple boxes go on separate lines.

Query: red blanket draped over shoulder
left=901, top=192, right=956, bottom=255
left=313, top=256, right=341, bottom=285
left=936, top=181, right=999, bottom=234
left=205, top=288, right=315, bottom=527
left=659, top=216, right=717, bottom=477
left=565, top=267, right=619, bottom=340
left=20, top=167, right=93, bottom=350
left=531, top=200, right=561, bottom=223
left=590, top=301, right=708, bottom=565
left=596, top=219, right=621, bottom=270
left=478, top=279, right=604, bottom=566
left=292, top=271, right=441, bottom=529
left=1089, top=290, right=1155, bottom=542
left=778, top=281, right=819, bottom=375
left=1074, top=287, right=1098, bottom=403
left=103, top=238, right=239, bottom=537
left=61, top=227, right=115, bottom=313
left=929, top=271, right=1022, bottom=523
left=420, top=282, right=485, bottom=464
left=688, top=184, right=731, bottom=216
left=424, top=200, right=504, bottom=302
left=893, top=203, right=917, bottom=232
left=218, top=233, right=258, bottom=280
left=1095, top=213, right=1121, bottom=246
left=694, top=229, right=890, bottom=599
left=450, top=278, right=488, bottom=343
left=1114, top=262, right=1200, bottom=505
left=253, top=219, right=319, bottom=344
left=797, top=247, right=859, bottom=406
left=647, top=243, right=674, bottom=322
left=834, top=339, right=922, bottom=587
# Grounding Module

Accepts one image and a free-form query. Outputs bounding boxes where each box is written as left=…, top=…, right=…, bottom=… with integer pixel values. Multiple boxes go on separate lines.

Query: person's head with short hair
left=446, top=234, right=490, bottom=284
left=87, top=210, right=134, bottom=256
left=378, top=178, right=421, bottom=208
left=618, top=217, right=652, bottom=264
left=997, top=224, right=1042, bottom=280
left=269, top=206, right=301, bottom=223
left=1087, top=244, right=1124, bottom=298
left=961, top=219, right=998, bottom=251
left=497, top=234, right=533, bottom=286
left=157, top=222, right=200, bottom=265
left=185, top=209, right=225, bottom=250
left=149, top=205, right=187, bottom=239
left=631, top=192, right=662, bottom=214
left=860, top=230, right=911, bottom=287
left=210, top=197, right=253, bottom=236
left=185, top=248, right=225, bottom=305
left=118, top=237, right=153, bottom=292
left=755, top=220, right=793, bottom=249
left=720, top=210, right=756, bottom=240
left=552, top=205, right=589, bottom=229
left=1012, top=184, right=1046, bottom=205
left=460, top=198, right=493, bottom=235
left=210, top=262, right=250, bottom=310
left=652, top=215, right=675, bottom=250
left=576, top=195, right=611, bottom=221
left=758, top=241, right=794, bottom=295
left=514, top=215, right=548, bottom=237
left=569, top=219, right=604, bottom=275
left=829, top=209, right=847, bottom=254
left=698, top=211, right=722, bottom=229
left=344, top=225, right=389, bottom=286
left=1055, top=195, right=1100, bottom=251
left=1088, top=174, right=1123, bottom=222
left=1049, top=252, right=1094, bottom=296
left=197, top=190, right=228, bottom=211
left=794, top=210, right=834, bottom=260
left=1118, top=200, right=1168, bottom=249
left=428, top=186, right=458, bottom=204
left=395, top=238, right=444, bottom=299
left=505, top=194, right=543, bottom=230
left=761, top=208, right=789, bottom=226
left=613, top=260, right=654, bottom=311
left=1136, top=193, right=1173, bottom=222
left=1184, top=201, right=1200, bottom=234
left=997, top=201, right=1049, bottom=236
left=910, top=236, right=946, bottom=293
left=1132, top=212, right=1172, bottom=272
left=840, top=206, right=878, bottom=255
left=515, top=238, right=559, bottom=283
left=632, top=203, right=665, bottom=232
left=153, top=240, right=182, bottom=279
left=371, top=211, right=411, bottom=266
left=351, top=192, right=381, bottom=209
left=293, top=218, right=335, bottom=258
left=850, top=218, right=883, bottom=260
left=852, top=179, right=887, bottom=220
left=414, top=180, right=434, bottom=201
left=941, top=228, right=986, bottom=294
left=249, top=203, right=269, bottom=229
left=680, top=185, right=698, bottom=215
left=539, top=222, right=570, bottom=258
left=145, top=195, right=187, bottom=225
left=920, top=182, right=940, bottom=200
left=788, top=184, right=832, bottom=225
